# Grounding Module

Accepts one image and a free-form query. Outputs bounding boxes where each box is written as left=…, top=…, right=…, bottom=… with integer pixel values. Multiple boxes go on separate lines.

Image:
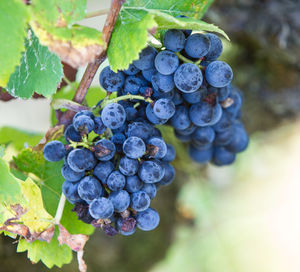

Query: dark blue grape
left=64, top=125, right=81, bottom=143
left=93, top=161, right=114, bottom=184
left=62, top=181, right=82, bottom=204
left=189, top=101, right=222, bottom=127
left=176, top=15, right=192, bottom=37
left=182, top=88, right=203, bottom=104
left=154, top=50, right=179, bottom=75
left=61, top=163, right=85, bottom=182
left=147, top=137, right=167, bottom=159
left=174, top=130, right=192, bottom=142
left=185, top=33, right=210, bottom=59
left=205, top=33, right=223, bottom=61
left=152, top=88, right=175, bottom=100
left=151, top=72, right=175, bottom=93
left=213, top=112, right=231, bottom=133
left=126, top=121, right=154, bottom=141
left=205, top=61, right=233, bottom=88
left=192, top=127, right=215, bottom=146
left=109, top=190, right=130, bottom=212
left=217, top=86, right=230, bottom=102
left=67, top=148, right=96, bottom=172
left=125, top=107, right=138, bottom=121
left=130, top=191, right=150, bottom=212
left=99, top=66, right=125, bottom=93
left=93, top=116, right=106, bottom=134
left=142, top=183, right=157, bottom=199
left=136, top=208, right=160, bottom=231
left=175, top=124, right=196, bottom=136
left=214, top=129, right=233, bottom=146
left=124, top=75, right=145, bottom=95
left=94, top=139, right=116, bottom=161
left=189, top=144, right=213, bottom=163
left=172, top=91, right=183, bottom=105
left=107, top=171, right=126, bottom=191
left=146, top=103, right=168, bottom=125
left=163, top=29, right=185, bottom=52
left=174, top=63, right=203, bottom=93
left=112, top=122, right=127, bottom=134
left=118, top=156, right=139, bottom=176
left=162, top=144, right=176, bottom=162
left=142, top=68, right=156, bottom=82
left=224, top=87, right=242, bottom=119
left=153, top=98, right=175, bottom=119
left=74, top=110, right=94, bottom=120
left=157, top=163, right=175, bottom=186
left=170, top=105, right=191, bottom=130
left=73, top=115, right=94, bottom=134
left=116, top=217, right=136, bottom=236
left=101, top=103, right=126, bottom=130
left=111, top=133, right=126, bottom=149
left=78, top=176, right=103, bottom=203
left=89, top=197, right=114, bottom=219
left=43, top=140, right=66, bottom=162
left=138, top=160, right=164, bottom=184
left=122, top=63, right=140, bottom=75
left=133, top=46, right=157, bottom=70
left=125, top=175, right=143, bottom=193
left=212, top=146, right=236, bottom=166
left=225, top=123, right=249, bottom=153
left=123, top=136, right=146, bottom=159
left=152, top=128, right=162, bottom=138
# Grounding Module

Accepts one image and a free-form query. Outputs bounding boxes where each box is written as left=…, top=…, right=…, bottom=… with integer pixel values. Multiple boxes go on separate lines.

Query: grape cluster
left=43, top=107, right=176, bottom=236
left=99, top=29, right=248, bottom=166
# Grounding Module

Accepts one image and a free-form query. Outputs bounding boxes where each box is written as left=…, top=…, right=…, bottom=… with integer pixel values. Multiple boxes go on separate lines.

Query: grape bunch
left=99, top=29, right=249, bottom=166
left=43, top=107, right=176, bottom=236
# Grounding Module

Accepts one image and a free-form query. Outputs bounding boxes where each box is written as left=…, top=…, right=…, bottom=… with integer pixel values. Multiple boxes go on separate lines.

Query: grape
left=138, top=160, right=164, bottom=183
left=182, top=88, right=203, bottom=104
left=170, top=105, right=191, bottom=130
left=189, top=101, right=222, bottom=127
left=73, top=115, right=94, bottom=134
left=157, top=163, right=175, bottom=186
left=118, top=156, right=139, bottom=176
left=123, top=136, right=146, bottom=159
left=151, top=72, right=175, bottom=93
left=61, top=163, right=85, bottom=182
left=154, top=50, right=179, bottom=75
left=213, top=112, right=231, bottom=133
left=74, top=110, right=94, bottom=120
left=214, top=129, right=233, bottom=146
left=147, top=137, right=167, bottom=159
left=163, top=29, right=186, bottom=52
left=67, top=148, right=96, bottom=172
left=174, top=63, right=203, bottom=93
left=184, top=33, right=211, bottom=58
left=153, top=98, right=175, bottom=119
left=101, top=103, right=126, bottom=130
left=62, top=181, right=81, bottom=204
left=192, top=127, right=215, bottom=146
left=172, top=91, right=183, bottom=105
left=189, top=144, right=213, bottom=163
left=142, top=68, right=156, bottom=82
left=93, top=161, right=114, bottom=184
left=205, top=33, right=223, bottom=61
left=125, top=175, right=143, bottom=193
left=109, top=190, right=130, bottom=212
left=94, top=139, right=116, bottom=161
left=124, top=75, right=146, bottom=95
left=107, top=171, right=126, bottom=191
left=125, top=106, right=138, bottom=121
left=176, top=15, right=192, bottom=36
left=212, top=146, right=236, bottom=166
left=205, top=61, right=233, bottom=88
left=123, top=63, right=140, bottom=75
left=133, top=46, right=157, bottom=70
left=130, top=191, right=151, bottom=212
left=99, top=66, right=125, bottom=93
left=64, top=125, right=81, bottom=143
left=126, top=121, right=154, bottom=141
left=111, top=133, right=126, bottom=145
left=146, top=103, right=168, bottom=125
left=225, top=123, right=249, bottom=153
left=174, top=131, right=192, bottom=142
left=142, top=183, right=157, bottom=199
left=89, top=197, right=114, bottom=219
left=116, top=217, right=136, bottom=236
left=136, top=208, right=160, bottom=231
left=217, top=86, right=231, bottom=102
left=224, top=87, right=242, bottom=119
left=93, top=116, right=106, bottom=135
left=43, top=140, right=66, bottom=162
left=162, top=144, right=176, bottom=162
left=175, top=125, right=196, bottom=136
left=78, top=176, right=103, bottom=203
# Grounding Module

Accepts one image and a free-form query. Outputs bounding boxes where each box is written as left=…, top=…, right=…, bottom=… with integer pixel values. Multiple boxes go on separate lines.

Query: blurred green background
left=1, top=0, right=300, bottom=271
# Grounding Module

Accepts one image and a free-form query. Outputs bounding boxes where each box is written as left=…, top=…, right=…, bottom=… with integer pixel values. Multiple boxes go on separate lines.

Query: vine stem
left=58, top=0, right=126, bottom=126
left=54, top=193, right=66, bottom=225
left=100, top=94, right=153, bottom=109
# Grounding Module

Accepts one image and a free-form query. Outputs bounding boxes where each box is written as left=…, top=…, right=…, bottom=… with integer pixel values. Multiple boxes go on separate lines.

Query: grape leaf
left=108, top=13, right=157, bottom=71
left=0, top=0, right=29, bottom=87
left=6, top=31, right=63, bottom=99
left=17, top=227, right=72, bottom=269
left=29, top=0, right=105, bottom=68
left=0, top=127, right=42, bottom=151
left=14, top=148, right=94, bottom=235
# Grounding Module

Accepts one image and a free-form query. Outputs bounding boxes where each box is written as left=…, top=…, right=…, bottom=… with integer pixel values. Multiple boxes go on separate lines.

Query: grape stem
left=176, top=52, right=204, bottom=67
left=100, top=94, right=153, bottom=109
left=54, top=193, right=66, bottom=225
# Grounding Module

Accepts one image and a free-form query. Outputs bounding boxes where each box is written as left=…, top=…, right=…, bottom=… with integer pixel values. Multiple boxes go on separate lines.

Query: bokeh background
left=1, top=0, right=300, bottom=271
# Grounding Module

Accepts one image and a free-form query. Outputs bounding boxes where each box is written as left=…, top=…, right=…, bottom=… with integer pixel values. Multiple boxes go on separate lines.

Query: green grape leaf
left=13, top=148, right=94, bottom=235
left=29, top=0, right=105, bottom=68
left=6, top=31, right=63, bottom=99
left=0, top=127, right=42, bottom=151
left=108, top=13, right=157, bottom=71
left=0, top=0, right=29, bottom=87
left=17, top=227, right=72, bottom=269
